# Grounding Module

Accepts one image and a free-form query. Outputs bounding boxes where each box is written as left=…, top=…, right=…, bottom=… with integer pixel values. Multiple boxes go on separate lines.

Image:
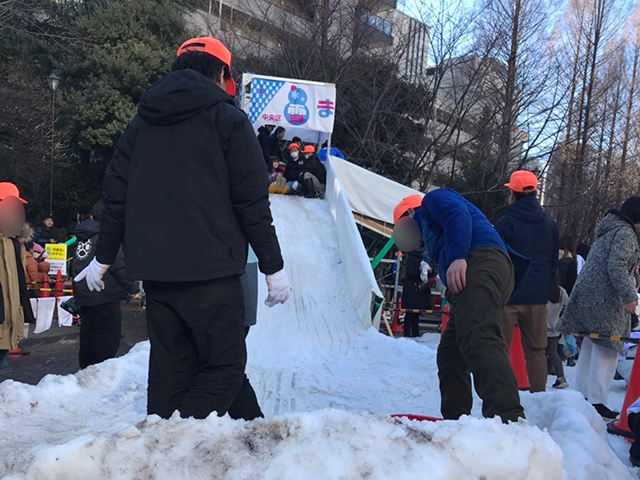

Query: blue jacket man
left=399, top=188, right=525, bottom=423
left=495, top=170, right=558, bottom=393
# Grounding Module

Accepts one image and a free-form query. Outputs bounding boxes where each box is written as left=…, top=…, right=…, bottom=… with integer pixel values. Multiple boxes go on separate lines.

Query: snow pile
left=3, top=405, right=564, bottom=480
left=523, top=391, right=633, bottom=479
left=0, top=196, right=635, bottom=479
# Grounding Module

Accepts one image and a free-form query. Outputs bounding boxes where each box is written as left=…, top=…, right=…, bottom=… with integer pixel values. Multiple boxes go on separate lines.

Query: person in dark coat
left=299, top=145, right=326, bottom=198
left=285, top=143, right=305, bottom=182
left=269, top=126, right=286, bottom=162
left=402, top=249, right=432, bottom=338
left=32, top=216, right=56, bottom=247
left=290, top=136, right=303, bottom=151
left=72, top=203, right=139, bottom=369
left=257, top=125, right=274, bottom=166
left=495, top=170, right=558, bottom=393
left=558, top=234, right=578, bottom=295
left=395, top=189, right=527, bottom=423
left=74, top=37, right=292, bottom=421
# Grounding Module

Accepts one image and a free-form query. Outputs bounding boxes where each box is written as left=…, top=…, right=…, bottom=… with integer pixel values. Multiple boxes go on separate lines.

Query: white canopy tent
left=329, top=156, right=430, bottom=237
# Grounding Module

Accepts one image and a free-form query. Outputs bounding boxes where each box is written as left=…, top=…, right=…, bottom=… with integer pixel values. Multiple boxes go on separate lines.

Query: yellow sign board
left=45, top=243, right=68, bottom=276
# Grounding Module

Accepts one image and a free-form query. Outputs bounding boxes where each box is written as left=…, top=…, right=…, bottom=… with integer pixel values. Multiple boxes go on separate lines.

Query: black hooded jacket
left=303, top=154, right=326, bottom=184
left=72, top=220, right=138, bottom=307
left=96, top=69, right=284, bottom=281
left=257, top=126, right=271, bottom=164
left=494, top=196, right=559, bottom=305
left=32, top=223, right=55, bottom=247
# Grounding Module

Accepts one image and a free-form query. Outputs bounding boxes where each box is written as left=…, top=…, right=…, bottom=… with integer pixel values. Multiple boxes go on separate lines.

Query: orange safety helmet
left=288, top=143, right=300, bottom=151
left=0, top=182, right=27, bottom=204
left=176, top=37, right=236, bottom=96
left=393, top=194, right=423, bottom=224
left=303, top=145, right=315, bottom=154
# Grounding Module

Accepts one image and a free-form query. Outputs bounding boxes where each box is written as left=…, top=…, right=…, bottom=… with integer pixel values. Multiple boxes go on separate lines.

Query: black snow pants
left=144, top=277, right=247, bottom=419
left=79, top=302, right=122, bottom=369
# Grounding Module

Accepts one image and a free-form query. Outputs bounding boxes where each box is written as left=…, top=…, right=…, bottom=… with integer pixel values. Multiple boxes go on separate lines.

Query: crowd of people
left=393, top=170, right=640, bottom=436
left=2, top=32, right=640, bottom=466
left=256, top=125, right=336, bottom=199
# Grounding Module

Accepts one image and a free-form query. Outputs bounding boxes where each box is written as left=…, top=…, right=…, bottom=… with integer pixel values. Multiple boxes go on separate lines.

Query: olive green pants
left=438, top=247, right=525, bottom=423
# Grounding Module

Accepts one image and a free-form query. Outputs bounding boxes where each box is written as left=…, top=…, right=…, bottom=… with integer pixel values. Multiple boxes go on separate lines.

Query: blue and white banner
left=247, top=76, right=336, bottom=133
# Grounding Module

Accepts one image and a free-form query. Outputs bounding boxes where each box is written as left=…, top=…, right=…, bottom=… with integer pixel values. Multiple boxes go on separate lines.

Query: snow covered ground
left=0, top=196, right=637, bottom=479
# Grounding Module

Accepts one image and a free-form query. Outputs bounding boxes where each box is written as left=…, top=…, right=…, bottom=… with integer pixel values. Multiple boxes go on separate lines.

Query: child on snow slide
left=268, top=157, right=288, bottom=194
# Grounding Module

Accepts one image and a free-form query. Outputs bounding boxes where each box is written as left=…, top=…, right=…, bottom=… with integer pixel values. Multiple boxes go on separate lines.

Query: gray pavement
left=2, top=303, right=148, bottom=385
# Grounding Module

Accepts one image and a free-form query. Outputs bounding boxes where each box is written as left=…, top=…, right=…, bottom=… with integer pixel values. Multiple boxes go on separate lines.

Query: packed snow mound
left=0, top=196, right=635, bottom=479
left=3, top=408, right=566, bottom=480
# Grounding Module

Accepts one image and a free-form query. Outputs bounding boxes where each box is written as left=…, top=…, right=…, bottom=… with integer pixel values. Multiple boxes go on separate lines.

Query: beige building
left=187, top=0, right=429, bottom=85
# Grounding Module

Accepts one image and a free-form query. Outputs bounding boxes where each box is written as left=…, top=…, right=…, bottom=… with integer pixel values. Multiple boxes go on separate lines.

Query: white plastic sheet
left=325, top=157, right=383, bottom=330
left=330, top=156, right=427, bottom=224
left=56, top=296, right=74, bottom=327
left=33, top=297, right=56, bottom=334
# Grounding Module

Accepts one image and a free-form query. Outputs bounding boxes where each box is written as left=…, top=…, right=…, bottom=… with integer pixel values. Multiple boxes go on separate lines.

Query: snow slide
left=0, top=195, right=635, bottom=479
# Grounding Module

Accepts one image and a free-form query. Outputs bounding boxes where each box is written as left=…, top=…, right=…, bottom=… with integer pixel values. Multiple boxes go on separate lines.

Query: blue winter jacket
left=318, top=147, right=344, bottom=162
left=413, top=189, right=530, bottom=297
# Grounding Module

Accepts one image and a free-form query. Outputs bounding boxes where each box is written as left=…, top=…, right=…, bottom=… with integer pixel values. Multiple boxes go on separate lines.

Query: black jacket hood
left=138, top=69, right=233, bottom=125
left=258, top=126, right=271, bottom=135
left=74, top=220, right=100, bottom=242
left=502, top=196, right=546, bottom=223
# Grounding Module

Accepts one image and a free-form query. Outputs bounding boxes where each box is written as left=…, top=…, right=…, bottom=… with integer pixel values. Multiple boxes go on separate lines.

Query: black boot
left=592, top=403, right=619, bottom=420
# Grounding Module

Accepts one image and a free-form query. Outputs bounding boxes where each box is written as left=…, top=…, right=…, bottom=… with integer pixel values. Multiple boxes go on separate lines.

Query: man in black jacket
left=32, top=216, right=56, bottom=247
left=74, top=37, right=292, bottom=420
left=257, top=125, right=274, bottom=166
left=270, top=126, right=286, bottom=162
left=495, top=170, right=558, bottom=393
left=72, top=203, right=139, bottom=369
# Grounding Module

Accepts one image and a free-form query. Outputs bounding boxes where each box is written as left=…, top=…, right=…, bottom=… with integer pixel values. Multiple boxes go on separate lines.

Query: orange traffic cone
left=53, top=269, right=63, bottom=298
left=41, top=273, right=50, bottom=298
left=391, top=299, right=403, bottom=334
left=509, top=326, right=530, bottom=390
left=608, top=351, right=640, bottom=438
left=440, top=304, right=450, bottom=336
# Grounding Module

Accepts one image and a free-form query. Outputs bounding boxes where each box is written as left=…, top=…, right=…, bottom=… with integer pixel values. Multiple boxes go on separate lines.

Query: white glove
left=265, top=269, right=293, bottom=307
left=74, top=258, right=110, bottom=292
left=419, top=261, right=433, bottom=283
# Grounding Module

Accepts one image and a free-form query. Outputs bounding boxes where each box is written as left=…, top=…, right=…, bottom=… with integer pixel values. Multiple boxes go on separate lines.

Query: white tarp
left=330, top=156, right=427, bottom=225
left=325, top=157, right=383, bottom=330
left=245, top=75, right=336, bottom=133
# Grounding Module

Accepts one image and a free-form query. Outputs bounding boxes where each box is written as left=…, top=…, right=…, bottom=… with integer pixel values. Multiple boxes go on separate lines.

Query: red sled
left=391, top=414, right=442, bottom=422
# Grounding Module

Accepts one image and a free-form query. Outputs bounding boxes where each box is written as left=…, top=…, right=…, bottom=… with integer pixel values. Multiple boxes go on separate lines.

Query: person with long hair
left=558, top=197, right=640, bottom=420
left=558, top=234, right=578, bottom=295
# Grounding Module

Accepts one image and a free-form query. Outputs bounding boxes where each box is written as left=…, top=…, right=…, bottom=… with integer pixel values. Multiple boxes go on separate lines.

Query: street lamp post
left=47, top=72, right=60, bottom=216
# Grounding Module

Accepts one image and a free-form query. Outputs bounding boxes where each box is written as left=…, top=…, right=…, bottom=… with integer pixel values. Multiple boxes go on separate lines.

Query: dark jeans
left=404, top=312, right=420, bottom=338
left=437, top=247, right=525, bottom=423
left=0, top=349, right=8, bottom=378
left=145, top=277, right=247, bottom=420
left=629, top=413, right=640, bottom=462
left=79, top=302, right=122, bottom=369
left=228, top=327, right=264, bottom=421
left=546, top=336, right=565, bottom=378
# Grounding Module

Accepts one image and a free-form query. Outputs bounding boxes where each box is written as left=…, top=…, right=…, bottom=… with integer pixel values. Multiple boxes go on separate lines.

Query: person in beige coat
left=0, top=183, right=35, bottom=377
